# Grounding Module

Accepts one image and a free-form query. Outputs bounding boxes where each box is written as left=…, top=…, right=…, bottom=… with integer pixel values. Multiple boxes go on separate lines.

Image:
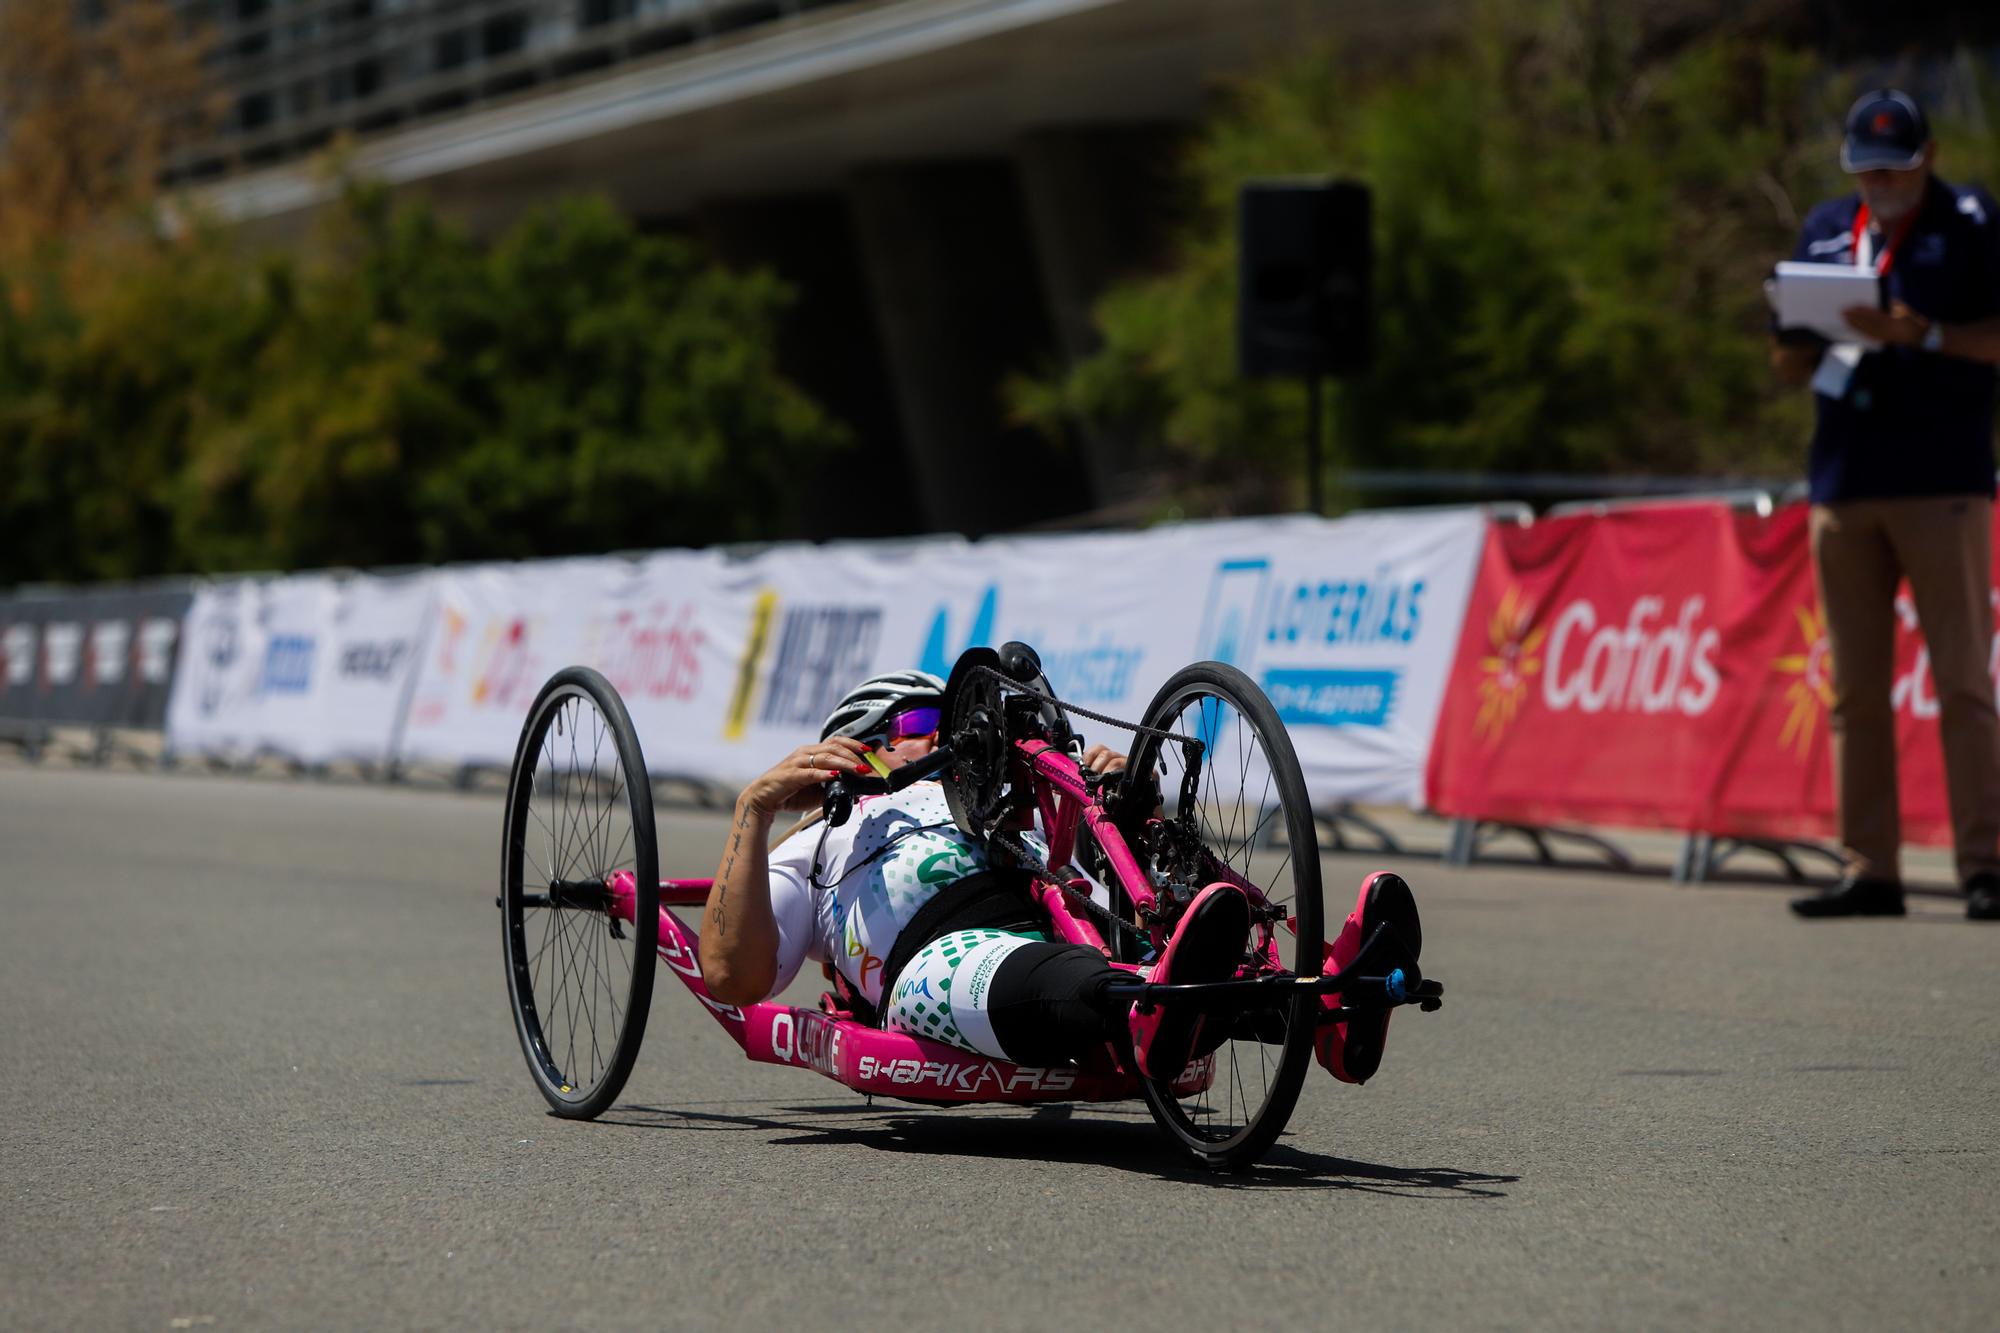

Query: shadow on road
left=600, top=1100, right=1516, bottom=1197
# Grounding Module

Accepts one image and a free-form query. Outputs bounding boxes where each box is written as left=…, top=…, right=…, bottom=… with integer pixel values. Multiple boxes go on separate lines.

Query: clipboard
left=1772, top=262, right=1884, bottom=349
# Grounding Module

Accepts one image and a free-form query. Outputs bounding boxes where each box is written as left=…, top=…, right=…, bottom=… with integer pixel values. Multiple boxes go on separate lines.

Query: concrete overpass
left=193, top=0, right=1427, bottom=535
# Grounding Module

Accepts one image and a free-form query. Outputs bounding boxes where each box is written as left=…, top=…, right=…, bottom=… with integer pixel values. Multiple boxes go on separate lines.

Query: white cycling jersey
left=765, top=781, right=1002, bottom=1006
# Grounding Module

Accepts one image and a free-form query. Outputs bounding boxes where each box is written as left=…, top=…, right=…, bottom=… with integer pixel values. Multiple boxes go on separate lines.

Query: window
left=433, top=28, right=468, bottom=71
left=481, top=13, right=527, bottom=57
left=581, top=0, right=637, bottom=26
left=237, top=90, right=274, bottom=131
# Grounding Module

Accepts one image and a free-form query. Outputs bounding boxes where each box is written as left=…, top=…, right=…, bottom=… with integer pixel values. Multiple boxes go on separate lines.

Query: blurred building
left=173, top=0, right=1406, bottom=535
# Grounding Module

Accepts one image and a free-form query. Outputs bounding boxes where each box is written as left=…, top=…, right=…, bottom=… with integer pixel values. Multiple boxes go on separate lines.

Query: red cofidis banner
left=1426, top=502, right=1997, bottom=848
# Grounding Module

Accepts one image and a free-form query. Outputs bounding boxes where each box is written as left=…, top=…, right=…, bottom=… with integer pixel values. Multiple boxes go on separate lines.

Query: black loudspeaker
left=1237, top=179, right=1372, bottom=378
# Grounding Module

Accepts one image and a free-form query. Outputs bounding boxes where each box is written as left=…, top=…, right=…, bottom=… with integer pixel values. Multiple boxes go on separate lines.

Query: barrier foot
left=1679, top=835, right=1843, bottom=885
left=1442, top=819, right=1477, bottom=868
left=1672, top=833, right=1713, bottom=885
left=1445, top=820, right=1634, bottom=872
left=1313, top=804, right=1405, bottom=855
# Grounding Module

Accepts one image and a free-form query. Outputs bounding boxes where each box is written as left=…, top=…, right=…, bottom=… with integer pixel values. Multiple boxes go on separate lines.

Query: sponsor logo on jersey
left=916, top=845, right=976, bottom=885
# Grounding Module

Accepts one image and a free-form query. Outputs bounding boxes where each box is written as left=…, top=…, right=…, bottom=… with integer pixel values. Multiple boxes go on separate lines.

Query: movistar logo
left=919, top=585, right=998, bottom=679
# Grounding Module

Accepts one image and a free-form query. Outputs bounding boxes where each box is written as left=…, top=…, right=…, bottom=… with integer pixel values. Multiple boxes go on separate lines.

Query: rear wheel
left=501, top=667, right=658, bottom=1119
left=1124, top=662, right=1324, bottom=1170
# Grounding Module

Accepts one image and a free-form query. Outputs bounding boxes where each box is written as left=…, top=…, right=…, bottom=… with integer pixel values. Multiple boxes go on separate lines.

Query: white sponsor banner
left=250, top=575, right=342, bottom=760
left=373, top=507, right=1483, bottom=810
left=396, top=555, right=732, bottom=769
left=668, top=536, right=984, bottom=785
left=319, top=573, right=435, bottom=763
left=659, top=510, right=1484, bottom=807
left=165, top=580, right=274, bottom=758
left=164, top=573, right=435, bottom=763
left=1175, top=509, right=1485, bottom=807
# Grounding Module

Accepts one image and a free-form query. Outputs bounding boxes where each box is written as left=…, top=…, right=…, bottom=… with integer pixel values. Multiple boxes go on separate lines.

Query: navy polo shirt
left=1789, top=176, right=2000, bottom=503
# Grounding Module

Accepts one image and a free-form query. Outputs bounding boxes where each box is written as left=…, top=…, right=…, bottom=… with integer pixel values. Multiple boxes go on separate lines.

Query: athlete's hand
left=1842, top=300, right=1927, bottom=347
left=739, top=737, right=873, bottom=817
left=1080, top=744, right=1128, bottom=775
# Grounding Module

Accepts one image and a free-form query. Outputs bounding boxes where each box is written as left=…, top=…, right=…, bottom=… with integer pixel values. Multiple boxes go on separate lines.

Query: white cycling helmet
left=819, top=668, right=946, bottom=742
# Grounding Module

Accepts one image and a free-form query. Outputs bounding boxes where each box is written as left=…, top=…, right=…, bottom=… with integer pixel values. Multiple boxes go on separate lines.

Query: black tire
left=501, top=666, right=659, bottom=1119
left=1124, top=662, right=1324, bottom=1171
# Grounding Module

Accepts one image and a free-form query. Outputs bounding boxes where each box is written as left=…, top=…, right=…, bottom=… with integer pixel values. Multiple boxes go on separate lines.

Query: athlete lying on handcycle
left=697, top=664, right=1426, bottom=1087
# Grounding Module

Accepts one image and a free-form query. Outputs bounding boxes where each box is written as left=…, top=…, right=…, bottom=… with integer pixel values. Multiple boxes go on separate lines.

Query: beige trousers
left=1810, top=497, right=2000, bottom=882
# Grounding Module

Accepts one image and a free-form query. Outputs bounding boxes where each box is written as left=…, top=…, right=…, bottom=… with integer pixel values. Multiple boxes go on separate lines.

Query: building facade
left=176, top=0, right=1414, bottom=535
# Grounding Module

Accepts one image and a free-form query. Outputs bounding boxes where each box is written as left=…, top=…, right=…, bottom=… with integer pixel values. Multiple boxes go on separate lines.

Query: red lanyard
left=1850, top=203, right=1919, bottom=276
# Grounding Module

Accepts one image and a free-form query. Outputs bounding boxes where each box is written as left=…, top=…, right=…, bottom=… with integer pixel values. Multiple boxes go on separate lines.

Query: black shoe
left=1789, top=876, right=1905, bottom=919
left=1966, top=873, right=2000, bottom=921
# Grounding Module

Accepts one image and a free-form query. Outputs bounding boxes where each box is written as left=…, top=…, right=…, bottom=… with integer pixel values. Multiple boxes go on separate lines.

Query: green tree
left=0, top=182, right=845, bottom=584
left=1012, top=1, right=1870, bottom=511
left=0, top=0, right=218, bottom=271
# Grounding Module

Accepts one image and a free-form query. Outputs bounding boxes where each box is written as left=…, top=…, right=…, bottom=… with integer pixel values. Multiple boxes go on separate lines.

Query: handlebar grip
left=823, top=745, right=955, bottom=827
left=823, top=780, right=856, bottom=828
left=887, top=744, right=953, bottom=791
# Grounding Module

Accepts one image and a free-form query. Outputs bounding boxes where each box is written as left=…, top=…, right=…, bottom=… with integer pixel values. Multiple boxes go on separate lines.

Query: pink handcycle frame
left=605, top=737, right=1283, bottom=1105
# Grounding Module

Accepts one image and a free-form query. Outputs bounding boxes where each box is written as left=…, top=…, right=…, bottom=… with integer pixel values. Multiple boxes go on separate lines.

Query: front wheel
left=501, top=666, right=659, bottom=1119
left=1124, top=662, right=1324, bottom=1170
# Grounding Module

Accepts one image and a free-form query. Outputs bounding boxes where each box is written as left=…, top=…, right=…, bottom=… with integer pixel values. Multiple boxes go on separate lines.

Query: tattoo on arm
left=713, top=811, right=752, bottom=936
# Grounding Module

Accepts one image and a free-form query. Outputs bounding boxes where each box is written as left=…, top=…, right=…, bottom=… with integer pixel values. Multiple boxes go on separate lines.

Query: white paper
left=1811, top=342, right=1865, bottom=400
left=1773, top=262, right=1883, bottom=349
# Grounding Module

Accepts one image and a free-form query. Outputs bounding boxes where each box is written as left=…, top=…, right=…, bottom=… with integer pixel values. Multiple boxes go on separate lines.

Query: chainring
left=939, top=647, right=1009, bottom=840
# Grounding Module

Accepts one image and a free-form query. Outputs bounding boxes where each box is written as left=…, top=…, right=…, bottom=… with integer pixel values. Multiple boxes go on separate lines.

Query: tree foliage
left=0, top=184, right=844, bottom=584
left=1012, top=1, right=1998, bottom=511
left=0, top=0, right=217, bottom=269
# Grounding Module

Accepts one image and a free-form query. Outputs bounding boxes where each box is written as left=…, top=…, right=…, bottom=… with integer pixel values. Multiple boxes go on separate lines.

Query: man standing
left=1773, top=89, right=2000, bottom=922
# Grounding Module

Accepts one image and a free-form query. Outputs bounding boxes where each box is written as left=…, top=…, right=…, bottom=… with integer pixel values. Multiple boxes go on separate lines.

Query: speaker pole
left=1305, top=371, right=1323, bottom=514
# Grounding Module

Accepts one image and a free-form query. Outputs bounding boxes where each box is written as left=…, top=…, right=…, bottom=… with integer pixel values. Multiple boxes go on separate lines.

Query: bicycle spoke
left=523, top=841, right=555, bottom=894
left=504, top=678, right=656, bottom=1117
left=567, top=904, right=606, bottom=1083
left=560, top=903, right=595, bottom=1084
left=570, top=764, right=626, bottom=880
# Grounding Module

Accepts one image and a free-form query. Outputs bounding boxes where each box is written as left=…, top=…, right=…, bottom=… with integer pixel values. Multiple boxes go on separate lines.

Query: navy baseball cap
left=1841, top=89, right=1930, bottom=172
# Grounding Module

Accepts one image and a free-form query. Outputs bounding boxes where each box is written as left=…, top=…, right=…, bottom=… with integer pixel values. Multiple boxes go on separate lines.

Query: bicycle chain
left=987, top=826, right=1150, bottom=939
left=961, top=664, right=1212, bottom=951
left=969, top=664, right=1204, bottom=751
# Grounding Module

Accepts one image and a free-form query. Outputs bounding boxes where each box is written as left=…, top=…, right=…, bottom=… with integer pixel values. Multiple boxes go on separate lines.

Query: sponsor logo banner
left=1187, top=512, right=1486, bottom=808
left=1428, top=506, right=1801, bottom=830
left=1427, top=502, right=1997, bottom=846
left=389, top=513, right=1484, bottom=804
left=399, top=553, right=734, bottom=770
left=165, top=573, right=431, bottom=763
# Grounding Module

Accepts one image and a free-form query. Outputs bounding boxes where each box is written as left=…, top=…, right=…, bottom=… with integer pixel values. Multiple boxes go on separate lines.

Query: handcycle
left=497, top=642, right=1442, bottom=1170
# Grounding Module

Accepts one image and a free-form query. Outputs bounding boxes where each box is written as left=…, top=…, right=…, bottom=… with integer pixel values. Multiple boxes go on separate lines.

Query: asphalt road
left=3, top=763, right=1997, bottom=1331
